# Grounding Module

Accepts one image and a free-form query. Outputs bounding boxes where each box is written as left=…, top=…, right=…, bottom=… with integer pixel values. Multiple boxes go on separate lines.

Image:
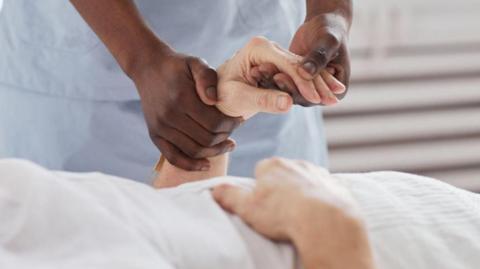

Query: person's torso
left=0, top=0, right=327, bottom=177
left=0, top=0, right=305, bottom=101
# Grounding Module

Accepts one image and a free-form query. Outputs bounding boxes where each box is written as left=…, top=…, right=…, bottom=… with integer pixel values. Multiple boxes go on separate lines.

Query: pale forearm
left=70, top=0, right=170, bottom=79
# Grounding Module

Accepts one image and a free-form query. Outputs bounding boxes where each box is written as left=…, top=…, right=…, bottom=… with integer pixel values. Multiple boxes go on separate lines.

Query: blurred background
left=324, top=0, right=480, bottom=191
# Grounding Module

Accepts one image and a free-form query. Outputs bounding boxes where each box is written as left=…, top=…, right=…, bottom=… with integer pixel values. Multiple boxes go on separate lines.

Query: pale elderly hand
left=212, top=158, right=375, bottom=269
left=212, top=157, right=359, bottom=240
left=154, top=38, right=345, bottom=188
left=216, top=36, right=344, bottom=119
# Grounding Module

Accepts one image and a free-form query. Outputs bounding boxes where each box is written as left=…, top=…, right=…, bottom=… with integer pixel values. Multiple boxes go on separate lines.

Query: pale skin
left=213, top=158, right=377, bottom=269
left=70, top=0, right=353, bottom=171
left=153, top=36, right=346, bottom=188
left=153, top=37, right=376, bottom=269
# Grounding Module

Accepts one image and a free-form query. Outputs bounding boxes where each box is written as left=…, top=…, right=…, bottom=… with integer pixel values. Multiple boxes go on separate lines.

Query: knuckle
left=256, top=93, right=269, bottom=109
left=324, top=31, right=341, bottom=47
left=186, top=56, right=200, bottom=66
left=168, top=87, right=184, bottom=102
left=268, top=157, right=288, bottom=167
left=248, top=36, right=269, bottom=48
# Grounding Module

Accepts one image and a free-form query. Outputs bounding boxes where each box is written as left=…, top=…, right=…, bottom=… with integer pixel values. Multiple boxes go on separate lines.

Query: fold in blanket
left=1, top=159, right=480, bottom=269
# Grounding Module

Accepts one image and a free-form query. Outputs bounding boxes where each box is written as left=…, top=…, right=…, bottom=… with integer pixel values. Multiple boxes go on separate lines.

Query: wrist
left=118, top=32, right=173, bottom=82
left=289, top=198, right=373, bottom=269
left=153, top=154, right=229, bottom=188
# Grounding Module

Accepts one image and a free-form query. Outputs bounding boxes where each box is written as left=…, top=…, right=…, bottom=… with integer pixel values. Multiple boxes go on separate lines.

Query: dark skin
left=71, top=0, right=242, bottom=171
left=256, top=0, right=352, bottom=106
left=70, top=0, right=352, bottom=171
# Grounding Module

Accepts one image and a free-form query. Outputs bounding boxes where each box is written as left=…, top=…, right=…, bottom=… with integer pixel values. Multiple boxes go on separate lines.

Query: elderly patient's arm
left=213, top=158, right=376, bottom=269
left=153, top=37, right=345, bottom=188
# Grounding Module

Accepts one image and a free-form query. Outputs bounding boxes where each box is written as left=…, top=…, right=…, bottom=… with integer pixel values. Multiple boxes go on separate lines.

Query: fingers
left=248, top=37, right=322, bottom=104
left=313, top=73, right=338, bottom=106
left=257, top=63, right=280, bottom=89
left=297, top=33, right=342, bottom=80
left=273, top=71, right=344, bottom=106
left=159, top=123, right=236, bottom=159
left=250, top=64, right=312, bottom=106
left=273, top=73, right=316, bottom=107
left=253, top=87, right=293, bottom=114
left=172, top=114, right=231, bottom=147
left=151, top=136, right=210, bottom=171
left=189, top=57, right=219, bottom=105
left=255, top=157, right=330, bottom=188
left=321, top=69, right=346, bottom=95
left=291, top=159, right=330, bottom=177
left=188, top=103, right=244, bottom=133
left=212, top=184, right=251, bottom=215
left=217, top=81, right=293, bottom=118
left=328, top=45, right=351, bottom=100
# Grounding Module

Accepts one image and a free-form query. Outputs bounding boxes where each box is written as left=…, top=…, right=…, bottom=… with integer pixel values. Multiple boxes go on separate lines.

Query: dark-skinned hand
left=132, top=48, right=243, bottom=171
left=253, top=13, right=350, bottom=106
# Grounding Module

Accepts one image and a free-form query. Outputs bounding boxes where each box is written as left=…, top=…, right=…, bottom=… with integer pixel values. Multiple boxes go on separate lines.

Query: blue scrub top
left=0, top=0, right=327, bottom=182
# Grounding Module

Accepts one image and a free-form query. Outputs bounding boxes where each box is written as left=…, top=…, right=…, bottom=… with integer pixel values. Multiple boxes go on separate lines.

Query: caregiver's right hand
left=131, top=47, right=243, bottom=171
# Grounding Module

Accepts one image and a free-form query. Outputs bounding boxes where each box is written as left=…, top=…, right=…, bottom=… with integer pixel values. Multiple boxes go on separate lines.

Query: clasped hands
left=215, top=36, right=346, bottom=120
left=153, top=35, right=346, bottom=185
left=135, top=31, right=347, bottom=171
left=152, top=37, right=374, bottom=269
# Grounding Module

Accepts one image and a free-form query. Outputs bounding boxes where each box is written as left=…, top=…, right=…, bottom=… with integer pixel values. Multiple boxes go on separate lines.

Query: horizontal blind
left=324, top=0, right=480, bottom=191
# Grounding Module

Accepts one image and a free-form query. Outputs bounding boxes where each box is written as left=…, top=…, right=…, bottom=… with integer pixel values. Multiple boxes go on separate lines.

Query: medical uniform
left=0, top=0, right=327, bottom=182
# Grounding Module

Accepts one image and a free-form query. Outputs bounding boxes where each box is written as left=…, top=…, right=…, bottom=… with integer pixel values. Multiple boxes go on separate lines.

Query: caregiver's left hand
left=291, top=12, right=351, bottom=100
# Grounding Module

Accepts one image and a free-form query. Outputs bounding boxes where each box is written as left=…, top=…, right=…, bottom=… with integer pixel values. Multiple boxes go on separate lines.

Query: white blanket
left=1, top=159, right=480, bottom=269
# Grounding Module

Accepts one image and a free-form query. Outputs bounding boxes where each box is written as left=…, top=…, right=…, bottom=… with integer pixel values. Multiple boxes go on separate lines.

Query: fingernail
left=206, top=86, right=218, bottom=101
left=302, top=61, right=317, bottom=76
left=276, top=95, right=290, bottom=110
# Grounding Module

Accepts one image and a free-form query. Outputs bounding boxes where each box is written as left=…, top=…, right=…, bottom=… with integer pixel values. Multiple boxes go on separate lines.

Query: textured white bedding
left=0, top=159, right=479, bottom=269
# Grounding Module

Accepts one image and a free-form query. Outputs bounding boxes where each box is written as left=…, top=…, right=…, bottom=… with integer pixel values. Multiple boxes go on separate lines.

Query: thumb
left=216, top=82, right=293, bottom=119
left=212, top=184, right=250, bottom=215
left=298, top=36, right=341, bottom=80
left=251, top=87, right=293, bottom=114
left=188, top=57, right=219, bottom=106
